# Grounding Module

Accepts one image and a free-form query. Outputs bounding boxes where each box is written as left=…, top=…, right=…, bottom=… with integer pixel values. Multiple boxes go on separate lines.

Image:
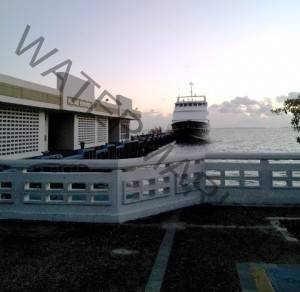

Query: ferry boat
left=172, top=83, right=210, bottom=142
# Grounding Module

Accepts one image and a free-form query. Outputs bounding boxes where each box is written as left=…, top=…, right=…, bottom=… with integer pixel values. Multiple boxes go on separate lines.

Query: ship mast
left=189, top=82, right=194, bottom=97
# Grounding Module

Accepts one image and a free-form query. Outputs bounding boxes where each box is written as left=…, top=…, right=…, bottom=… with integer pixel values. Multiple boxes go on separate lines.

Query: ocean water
left=168, top=128, right=300, bottom=158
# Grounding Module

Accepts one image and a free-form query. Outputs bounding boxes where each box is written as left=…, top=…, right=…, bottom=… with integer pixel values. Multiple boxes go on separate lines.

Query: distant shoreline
left=210, top=127, right=291, bottom=129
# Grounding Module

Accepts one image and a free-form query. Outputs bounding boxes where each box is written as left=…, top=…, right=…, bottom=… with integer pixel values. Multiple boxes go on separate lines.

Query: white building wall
left=0, top=73, right=59, bottom=96
left=117, top=95, right=132, bottom=116
left=58, top=73, right=95, bottom=112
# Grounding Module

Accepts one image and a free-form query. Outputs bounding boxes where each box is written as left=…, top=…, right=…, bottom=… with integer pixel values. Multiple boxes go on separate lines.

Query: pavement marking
left=145, top=211, right=180, bottom=292
left=144, top=227, right=176, bottom=292
left=238, top=263, right=300, bottom=292
left=161, top=221, right=186, bottom=230
left=252, top=266, right=275, bottom=292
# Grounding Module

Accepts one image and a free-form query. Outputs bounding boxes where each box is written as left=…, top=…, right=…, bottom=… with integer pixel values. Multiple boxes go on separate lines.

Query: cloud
left=139, top=109, right=172, bottom=132
left=208, top=96, right=292, bottom=128
left=209, top=96, right=273, bottom=117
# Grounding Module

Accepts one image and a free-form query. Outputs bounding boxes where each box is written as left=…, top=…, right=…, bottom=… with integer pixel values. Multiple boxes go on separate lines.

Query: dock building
left=0, top=73, right=140, bottom=159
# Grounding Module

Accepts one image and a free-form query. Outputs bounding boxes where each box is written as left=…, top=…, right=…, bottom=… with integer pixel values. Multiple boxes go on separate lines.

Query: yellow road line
left=251, top=266, right=275, bottom=292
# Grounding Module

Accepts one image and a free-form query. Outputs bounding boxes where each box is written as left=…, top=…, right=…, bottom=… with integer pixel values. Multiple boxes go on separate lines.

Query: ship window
left=193, top=103, right=197, bottom=106
left=184, top=103, right=187, bottom=107
left=180, top=104, right=183, bottom=107
left=188, top=103, right=192, bottom=106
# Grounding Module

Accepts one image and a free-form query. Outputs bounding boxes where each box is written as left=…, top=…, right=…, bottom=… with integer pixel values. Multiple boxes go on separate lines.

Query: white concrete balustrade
left=0, top=152, right=300, bottom=223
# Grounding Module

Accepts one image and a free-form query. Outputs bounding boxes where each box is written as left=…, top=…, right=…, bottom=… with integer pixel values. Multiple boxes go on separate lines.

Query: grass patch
left=180, top=205, right=300, bottom=225
left=136, top=205, right=300, bottom=226
left=0, top=221, right=164, bottom=292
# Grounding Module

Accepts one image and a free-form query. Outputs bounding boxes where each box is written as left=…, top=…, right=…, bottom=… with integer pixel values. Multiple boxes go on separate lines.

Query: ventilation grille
left=78, top=115, right=95, bottom=145
left=97, top=118, right=108, bottom=143
left=0, top=105, right=40, bottom=157
left=120, top=119, right=129, bottom=140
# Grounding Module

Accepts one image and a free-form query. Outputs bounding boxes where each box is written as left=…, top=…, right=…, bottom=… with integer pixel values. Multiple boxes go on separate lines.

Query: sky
left=1, top=0, right=300, bottom=129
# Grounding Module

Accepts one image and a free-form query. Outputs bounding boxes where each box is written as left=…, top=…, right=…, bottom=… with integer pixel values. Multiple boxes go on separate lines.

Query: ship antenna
left=189, top=82, right=194, bottom=97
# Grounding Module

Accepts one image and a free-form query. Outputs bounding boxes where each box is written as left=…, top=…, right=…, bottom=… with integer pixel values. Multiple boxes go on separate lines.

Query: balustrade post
left=14, top=168, right=25, bottom=206
left=112, top=169, right=123, bottom=214
left=287, top=170, right=293, bottom=188
left=260, top=159, right=272, bottom=193
left=199, top=159, right=206, bottom=196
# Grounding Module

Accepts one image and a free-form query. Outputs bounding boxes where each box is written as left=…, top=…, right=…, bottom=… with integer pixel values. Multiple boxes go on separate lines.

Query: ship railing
left=0, top=152, right=300, bottom=223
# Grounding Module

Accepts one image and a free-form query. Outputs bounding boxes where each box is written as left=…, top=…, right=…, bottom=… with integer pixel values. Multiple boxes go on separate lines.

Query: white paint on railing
left=0, top=152, right=300, bottom=223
